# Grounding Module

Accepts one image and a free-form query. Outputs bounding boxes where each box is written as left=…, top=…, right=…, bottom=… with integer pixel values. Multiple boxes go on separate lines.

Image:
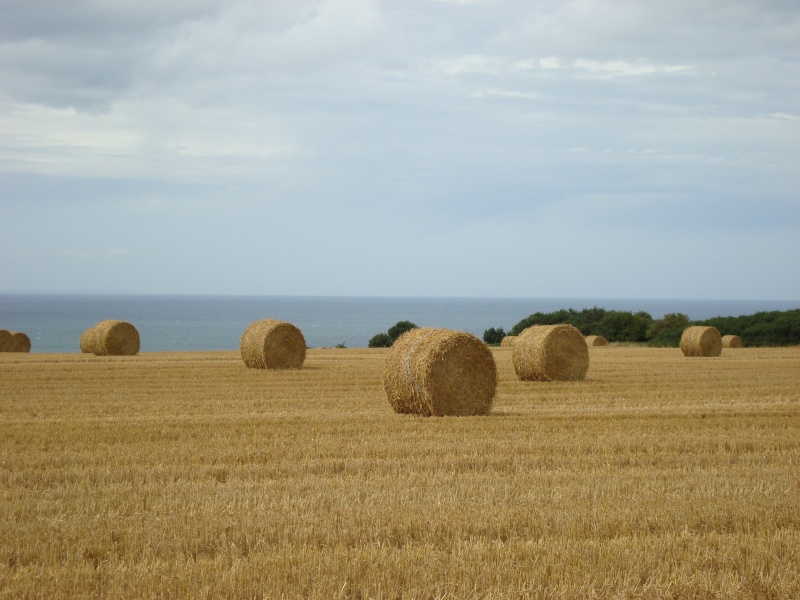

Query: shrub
left=483, top=327, right=506, bottom=345
left=369, top=321, right=419, bottom=348
left=593, top=311, right=652, bottom=342
left=368, top=333, right=392, bottom=348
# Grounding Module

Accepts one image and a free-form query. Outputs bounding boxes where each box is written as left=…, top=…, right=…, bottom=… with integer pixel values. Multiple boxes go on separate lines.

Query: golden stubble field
left=1, top=346, right=798, bottom=599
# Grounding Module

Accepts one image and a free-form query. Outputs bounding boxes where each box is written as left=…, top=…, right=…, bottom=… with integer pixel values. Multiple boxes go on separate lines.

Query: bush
left=509, top=309, right=578, bottom=335
left=510, top=307, right=652, bottom=342
left=701, top=310, right=800, bottom=347
left=594, top=311, right=653, bottom=343
left=648, top=328, right=685, bottom=347
left=369, top=321, right=419, bottom=348
left=483, top=327, right=506, bottom=345
left=647, top=313, right=690, bottom=339
left=368, top=333, right=392, bottom=348
left=388, top=321, right=418, bottom=342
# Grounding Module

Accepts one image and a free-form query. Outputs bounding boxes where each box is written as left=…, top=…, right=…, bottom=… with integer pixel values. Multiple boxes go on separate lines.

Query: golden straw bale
left=585, top=335, right=608, bottom=347
left=383, top=327, right=496, bottom=417
left=79, top=326, right=96, bottom=353
left=500, top=335, right=517, bottom=348
left=512, top=324, right=589, bottom=381
left=680, top=326, right=722, bottom=357
left=722, top=334, right=743, bottom=348
left=10, top=332, right=31, bottom=353
left=0, top=329, right=14, bottom=352
left=240, top=319, right=306, bottom=369
left=88, top=320, right=140, bottom=356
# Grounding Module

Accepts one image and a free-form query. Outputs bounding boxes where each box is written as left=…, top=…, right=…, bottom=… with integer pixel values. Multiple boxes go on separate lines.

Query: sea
left=1, top=294, right=797, bottom=353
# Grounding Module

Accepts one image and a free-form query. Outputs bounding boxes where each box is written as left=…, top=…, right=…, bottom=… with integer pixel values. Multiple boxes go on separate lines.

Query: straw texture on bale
left=81, top=320, right=140, bottom=356
left=79, top=327, right=95, bottom=353
left=585, top=335, right=608, bottom=347
left=500, top=335, right=517, bottom=348
left=383, top=327, right=496, bottom=417
left=680, top=326, right=722, bottom=357
left=722, top=334, right=743, bottom=348
left=0, top=329, right=14, bottom=352
left=10, top=332, right=31, bottom=353
left=512, top=324, right=589, bottom=381
left=240, top=319, right=306, bottom=369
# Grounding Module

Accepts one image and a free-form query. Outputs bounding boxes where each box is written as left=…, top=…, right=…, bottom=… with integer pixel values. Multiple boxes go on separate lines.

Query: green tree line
left=485, top=307, right=800, bottom=347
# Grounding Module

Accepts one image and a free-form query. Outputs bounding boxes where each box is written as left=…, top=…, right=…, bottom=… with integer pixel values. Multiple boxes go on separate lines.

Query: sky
left=1, top=0, right=798, bottom=300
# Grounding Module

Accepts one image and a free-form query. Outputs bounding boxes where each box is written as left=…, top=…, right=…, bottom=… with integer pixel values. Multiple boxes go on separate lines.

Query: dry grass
left=1, top=346, right=798, bottom=599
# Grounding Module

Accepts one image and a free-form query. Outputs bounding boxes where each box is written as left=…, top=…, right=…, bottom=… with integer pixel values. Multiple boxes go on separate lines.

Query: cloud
left=0, top=0, right=798, bottom=299
left=572, top=59, right=694, bottom=78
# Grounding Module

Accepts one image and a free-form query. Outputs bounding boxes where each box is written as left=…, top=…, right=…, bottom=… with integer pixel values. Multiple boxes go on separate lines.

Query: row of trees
left=485, top=307, right=800, bottom=347
left=367, top=309, right=800, bottom=348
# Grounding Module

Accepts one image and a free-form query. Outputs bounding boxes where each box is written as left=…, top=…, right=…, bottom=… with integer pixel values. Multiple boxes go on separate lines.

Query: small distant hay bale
left=79, top=327, right=95, bottom=353
left=512, top=324, right=589, bottom=381
left=10, top=332, right=31, bottom=353
left=0, top=329, right=14, bottom=352
left=383, top=327, right=496, bottom=416
left=81, top=320, right=140, bottom=356
left=722, top=335, right=743, bottom=348
left=585, top=335, right=608, bottom=347
left=240, top=319, right=306, bottom=369
left=500, top=335, right=517, bottom=348
left=680, top=326, right=722, bottom=357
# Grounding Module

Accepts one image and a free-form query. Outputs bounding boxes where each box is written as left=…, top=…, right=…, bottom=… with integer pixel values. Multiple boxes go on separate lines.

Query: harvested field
left=1, top=346, right=798, bottom=598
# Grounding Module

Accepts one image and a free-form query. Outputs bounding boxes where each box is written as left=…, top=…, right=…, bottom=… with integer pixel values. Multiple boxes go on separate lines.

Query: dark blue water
left=1, top=294, right=797, bottom=353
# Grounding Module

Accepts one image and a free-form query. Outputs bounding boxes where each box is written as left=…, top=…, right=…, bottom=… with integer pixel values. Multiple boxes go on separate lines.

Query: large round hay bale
left=512, top=324, right=589, bottom=381
left=383, top=327, right=496, bottom=416
left=500, top=335, right=517, bottom=348
left=240, top=319, right=306, bottom=369
left=680, top=326, right=722, bottom=357
left=88, top=320, right=140, bottom=356
left=0, top=329, right=14, bottom=352
left=722, top=334, right=743, bottom=348
left=10, top=332, right=31, bottom=353
left=585, top=335, right=608, bottom=347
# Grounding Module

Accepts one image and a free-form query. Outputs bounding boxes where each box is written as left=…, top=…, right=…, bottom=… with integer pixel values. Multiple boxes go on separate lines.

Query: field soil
left=1, top=346, right=798, bottom=598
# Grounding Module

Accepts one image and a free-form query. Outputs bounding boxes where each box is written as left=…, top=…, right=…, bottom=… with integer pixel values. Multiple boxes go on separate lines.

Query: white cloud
left=539, top=56, right=562, bottom=70
left=572, top=59, right=694, bottom=78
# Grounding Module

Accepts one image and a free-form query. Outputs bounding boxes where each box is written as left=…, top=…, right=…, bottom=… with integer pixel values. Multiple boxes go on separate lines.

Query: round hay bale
left=512, top=324, right=589, bottom=381
left=585, top=335, right=608, bottom=347
left=240, top=319, right=306, bottom=369
left=500, top=335, right=517, bottom=348
left=722, top=334, right=743, bottom=348
left=680, top=326, right=722, bottom=357
left=79, top=326, right=96, bottom=353
left=383, top=327, right=496, bottom=417
left=10, top=332, right=31, bottom=353
left=90, top=320, right=140, bottom=356
left=0, top=329, right=14, bottom=352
